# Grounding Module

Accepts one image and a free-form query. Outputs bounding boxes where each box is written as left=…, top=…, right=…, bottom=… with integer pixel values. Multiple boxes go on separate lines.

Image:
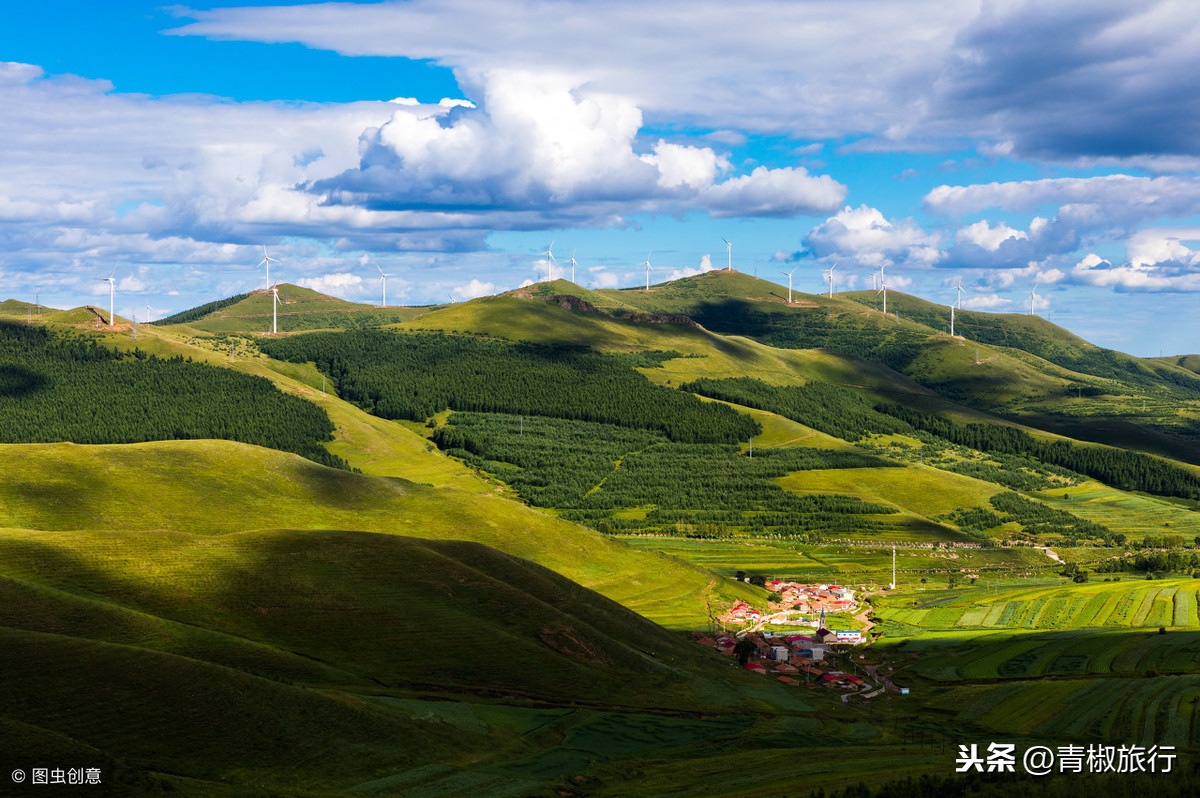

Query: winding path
left=1035, top=546, right=1063, bottom=564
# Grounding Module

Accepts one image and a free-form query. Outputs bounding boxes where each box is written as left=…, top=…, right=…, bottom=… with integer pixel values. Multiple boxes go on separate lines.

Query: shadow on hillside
left=0, top=531, right=731, bottom=711
left=0, top=364, right=48, bottom=399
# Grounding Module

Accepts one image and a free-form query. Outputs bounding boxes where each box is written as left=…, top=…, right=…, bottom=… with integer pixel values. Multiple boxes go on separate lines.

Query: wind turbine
left=721, top=237, right=734, bottom=271
left=258, top=245, right=279, bottom=291
left=825, top=263, right=837, bottom=299
left=876, top=264, right=888, bottom=316
left=145, top=302, right=151, bottom=324
left=781, top=267, right=797, bottom=303
left=641, top=252, right=654, bottom=292
left=540, top=240, right=556, bottom=282
left=98, top=267, right=116, bottom=326
left=375, top=263, right=395, bottom=307
left=566, top=249, right=579, bottom=284
left=1029, top=281, right=1039, bottom=316
left=950, top=280, right=965, bottom=336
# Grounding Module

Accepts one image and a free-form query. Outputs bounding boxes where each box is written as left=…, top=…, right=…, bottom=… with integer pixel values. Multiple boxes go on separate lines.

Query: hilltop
left=154, top=283, right=433, bottom=333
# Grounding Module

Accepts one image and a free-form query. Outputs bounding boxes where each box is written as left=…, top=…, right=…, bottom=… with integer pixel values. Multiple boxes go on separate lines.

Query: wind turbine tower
left=540, top=240, right=556, bottom=282
left=98, top=267, right=116, bottom=326
left=641, top=252, right=654, bottom=292
left=721, top=237, right=734, bottom=271
left=890, top=545, right=896, bottom=590
left=271, top=285, right=279, bottom=334
left=781, top=267, right=797, bottom=303
left=826, top=263, right=836, bottom=299
left=376, top=263, right=396, bottom=307
left=258, top=246, right=279, bottom=291
left=951, top=280, right=964, bottom=337
left=567, top=250, right=579, bottom=284
left=876, top=264, right=888, bottom=316
left=1029, top=282, right=1039, bottom=316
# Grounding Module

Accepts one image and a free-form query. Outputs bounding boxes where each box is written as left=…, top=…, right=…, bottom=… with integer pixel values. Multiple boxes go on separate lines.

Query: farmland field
left=871, top=578, right=1200, bottom=756
left=1031, top=481, right=1200, bottom=537
left=617, top=537, right=1053, bottom=582
left=876, top=578, right=1200, bottom=633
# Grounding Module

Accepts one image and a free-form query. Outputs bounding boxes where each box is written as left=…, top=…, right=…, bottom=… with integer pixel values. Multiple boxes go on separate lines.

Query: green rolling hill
left=156, top=283, right=434, bottom=333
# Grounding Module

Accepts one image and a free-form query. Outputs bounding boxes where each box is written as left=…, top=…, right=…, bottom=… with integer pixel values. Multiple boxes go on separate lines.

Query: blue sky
left=3, top=1, right=1200, bottom=355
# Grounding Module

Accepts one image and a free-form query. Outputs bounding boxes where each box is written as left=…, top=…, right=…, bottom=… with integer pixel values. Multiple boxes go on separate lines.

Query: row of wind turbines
left=539, top=237, right=739, bottom=293
left=534, top=238, right=1045, bottom=328
left=257, top=246, right=402, bottom=335
left=88, top=239, right=1048, bottom=336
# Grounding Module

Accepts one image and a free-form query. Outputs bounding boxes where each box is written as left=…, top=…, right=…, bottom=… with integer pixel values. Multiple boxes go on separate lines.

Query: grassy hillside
left=0, top=528, right=729, bottom=706
left=576, top=271, right=1200, bottom=463
left=848, top=290, right=1200, bottom=392
left=0, top=527, right=802, bottom=794
left=0, top=298, right=44, bottom=318
left=161, top=284, right=432, bottom=333
left=0, top=439, right=759, bottom=628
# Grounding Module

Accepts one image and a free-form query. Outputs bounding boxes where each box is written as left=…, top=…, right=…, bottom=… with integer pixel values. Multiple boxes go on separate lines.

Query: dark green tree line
left=0, top=322, right=346, bottom=468
left=878, top=403, right=1200, bottom=499
left=260, top=330, right=760, bottom=443
left=681, top=376, right=912, bottom=441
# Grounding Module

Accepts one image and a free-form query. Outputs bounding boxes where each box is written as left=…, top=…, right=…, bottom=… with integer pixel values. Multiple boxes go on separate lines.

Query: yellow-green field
left=1032, top=480, right=1200, bottom=537
left=618, top=537, right=1052, bottom=581
left=776, top=463, right=1001, bottom=518
left=877, top=578, right=1200, bottom=632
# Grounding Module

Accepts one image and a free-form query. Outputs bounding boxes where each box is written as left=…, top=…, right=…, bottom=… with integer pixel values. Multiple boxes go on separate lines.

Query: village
left=717, top=580, right=862, bottom=631
left=696, top=582, right=905, bottom=698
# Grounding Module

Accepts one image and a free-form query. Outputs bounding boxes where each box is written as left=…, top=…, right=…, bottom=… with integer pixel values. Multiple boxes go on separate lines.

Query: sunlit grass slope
left=777, top=462, right=1003, bottom=519
left=850, top=290, right=1200, bottom=390
left=162, top=283, right=431, bottom=333
left=0, top=298, right=44, bottom=318
left=0, top=439, right=759, bottom=628
left=398, top=290, right=945, bottom=404
left=1031, top=480, right=1200, bottom=537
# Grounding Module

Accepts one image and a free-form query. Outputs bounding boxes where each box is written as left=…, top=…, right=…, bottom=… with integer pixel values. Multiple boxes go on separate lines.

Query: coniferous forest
left=0, top=322, right=346, bottom=468
left=878, top=403, right=1200, bottom=499
left=150, top=293, right=251, bottom=326
left=260, top=330, right=760, bottom=443
left=682, top=376, right=912, bottom=442
left=435, top=411, right=897, bottom=538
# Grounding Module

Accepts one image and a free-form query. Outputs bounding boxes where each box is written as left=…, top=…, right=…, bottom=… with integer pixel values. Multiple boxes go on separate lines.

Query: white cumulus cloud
left=960, top=293, right=1012, bottom=310
left=452, top=279, right=500, bottom=300
left=804, top=205, right=942, bottom=270
left=299, top=272, right=367, bottom=298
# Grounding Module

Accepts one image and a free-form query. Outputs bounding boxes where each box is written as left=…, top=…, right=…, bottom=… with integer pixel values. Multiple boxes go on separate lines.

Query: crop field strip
left=616, top=537, right=1050, bottom=581
left=878, top=579, right=1200, bottom=633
